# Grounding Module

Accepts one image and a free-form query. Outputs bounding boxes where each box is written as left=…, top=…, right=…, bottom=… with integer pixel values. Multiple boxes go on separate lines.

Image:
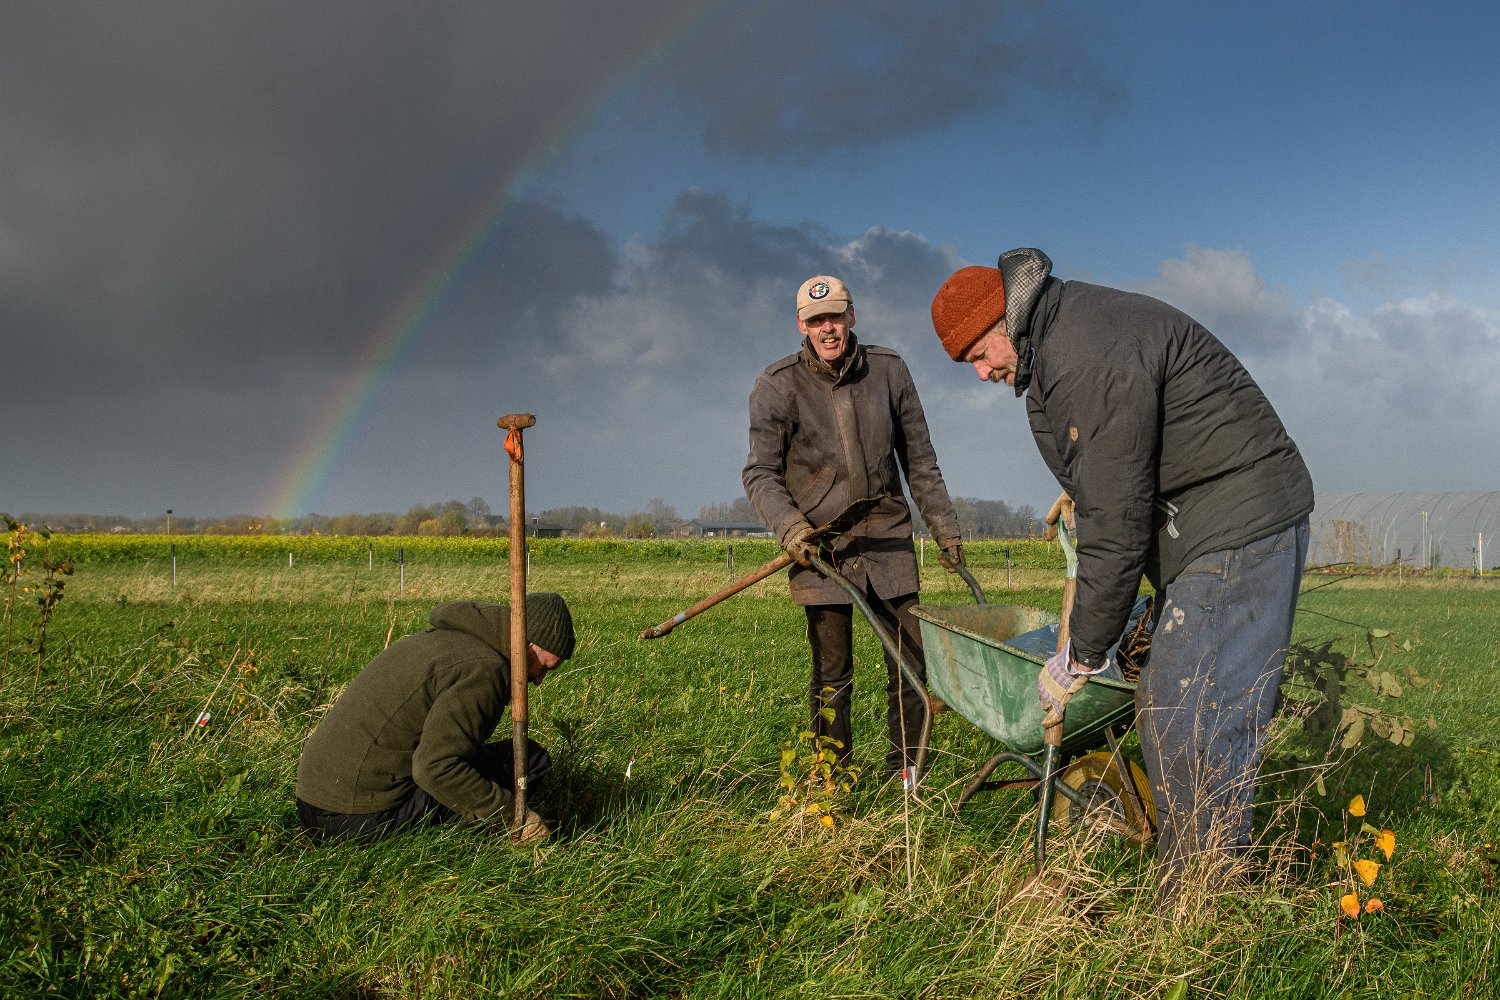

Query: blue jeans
left=1136, top=520, right=1308, bottom=909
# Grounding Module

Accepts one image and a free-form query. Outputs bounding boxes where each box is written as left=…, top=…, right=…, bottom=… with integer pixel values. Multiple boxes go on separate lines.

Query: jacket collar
left=799, top=331, right=864, bottom=385
left=996, top=248, right=1053, bottom=396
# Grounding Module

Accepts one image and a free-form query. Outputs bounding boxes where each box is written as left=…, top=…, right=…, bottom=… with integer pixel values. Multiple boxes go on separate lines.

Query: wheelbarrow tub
left=912, top=604, right=1137, bottom=757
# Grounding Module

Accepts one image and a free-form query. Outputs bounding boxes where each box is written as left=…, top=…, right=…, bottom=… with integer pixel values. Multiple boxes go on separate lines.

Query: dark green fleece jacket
left=295, top=602, right=519, bottom=821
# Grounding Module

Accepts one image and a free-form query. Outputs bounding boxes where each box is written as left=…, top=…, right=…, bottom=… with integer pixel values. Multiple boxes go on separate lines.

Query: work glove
left=937, top=542, right=965, bottom=573
left=1038, top=642, right=1107, bottom=720
left=784, top=523, right=819, bottom=567
left=512, top=807, right=552, bottom=845
left=1041, top=491, right=1076, bottom=541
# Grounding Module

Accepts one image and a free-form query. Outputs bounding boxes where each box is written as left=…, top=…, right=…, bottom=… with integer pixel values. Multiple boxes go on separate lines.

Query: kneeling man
left=296, top=594, right=575, bottom=843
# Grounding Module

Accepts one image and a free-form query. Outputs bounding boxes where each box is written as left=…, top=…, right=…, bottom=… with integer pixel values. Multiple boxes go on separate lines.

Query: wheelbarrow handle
left=639, top=553, right=793, bottom=639
left=954, top=562, right=987, bottom=605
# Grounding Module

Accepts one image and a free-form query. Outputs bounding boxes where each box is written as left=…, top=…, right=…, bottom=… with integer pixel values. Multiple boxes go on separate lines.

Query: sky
left=4, top=0, right=1497, bottom=523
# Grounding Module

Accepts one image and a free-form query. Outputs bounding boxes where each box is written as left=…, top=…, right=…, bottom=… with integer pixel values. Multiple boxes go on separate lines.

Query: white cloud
left=1132, top=243, right=1300, bottom=357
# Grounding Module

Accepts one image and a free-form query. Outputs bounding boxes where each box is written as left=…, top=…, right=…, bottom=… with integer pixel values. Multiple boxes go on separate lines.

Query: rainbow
left=262, top=3, right=724, bottom=519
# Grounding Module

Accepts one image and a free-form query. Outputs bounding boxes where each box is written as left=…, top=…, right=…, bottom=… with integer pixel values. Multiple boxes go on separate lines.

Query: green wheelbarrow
left=912, top=601, right=1156, bottom=870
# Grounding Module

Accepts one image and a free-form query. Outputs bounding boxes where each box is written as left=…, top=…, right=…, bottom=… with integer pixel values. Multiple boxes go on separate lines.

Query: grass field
left=2, top=538, right=1498, bottom=998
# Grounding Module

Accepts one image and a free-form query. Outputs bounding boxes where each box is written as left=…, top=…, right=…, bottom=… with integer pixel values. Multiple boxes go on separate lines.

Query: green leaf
left=1341, top=716, right=1365, bottom=749
left=1369, top=628, right=1393, bottom=639
left=1163, top=982, right=1189, bottom=1000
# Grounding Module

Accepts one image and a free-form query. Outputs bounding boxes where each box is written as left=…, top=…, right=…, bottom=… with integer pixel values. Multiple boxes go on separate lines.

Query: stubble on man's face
left=799, top=309, right=853, bottom=365
left=963, top=322, right=1017, bottom=385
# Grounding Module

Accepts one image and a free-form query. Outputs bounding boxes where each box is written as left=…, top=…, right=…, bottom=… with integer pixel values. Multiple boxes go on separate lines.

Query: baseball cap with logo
left=796, top=275, right=853, bottom=322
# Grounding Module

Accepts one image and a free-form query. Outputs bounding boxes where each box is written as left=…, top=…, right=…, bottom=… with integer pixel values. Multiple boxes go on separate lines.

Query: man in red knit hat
left=930, top=249, right=1313, bottom=915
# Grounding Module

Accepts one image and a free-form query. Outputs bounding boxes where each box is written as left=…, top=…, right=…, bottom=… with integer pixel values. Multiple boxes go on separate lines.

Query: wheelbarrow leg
left=1034, top=743, right=1062, bottom=871
left=956, top=750, right=1043, bottom=809
left=1034, top=710, right=1067, bottom=871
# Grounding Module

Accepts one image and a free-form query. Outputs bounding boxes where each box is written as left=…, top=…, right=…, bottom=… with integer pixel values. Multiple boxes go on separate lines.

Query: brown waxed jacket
left=743, top=333, right=961, bottom=606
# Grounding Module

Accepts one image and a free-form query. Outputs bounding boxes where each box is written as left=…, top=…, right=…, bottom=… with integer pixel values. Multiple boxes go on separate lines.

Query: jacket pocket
left=789, top=461, right=837, bottom=516
left=1243, top=527, right=1295, bottom=559
left=1176, top=547, right=1231, bottom=579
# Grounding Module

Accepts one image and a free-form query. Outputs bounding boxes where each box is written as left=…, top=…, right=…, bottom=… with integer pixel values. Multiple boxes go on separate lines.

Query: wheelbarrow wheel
left=1051, top=752, right=1156, bottom=843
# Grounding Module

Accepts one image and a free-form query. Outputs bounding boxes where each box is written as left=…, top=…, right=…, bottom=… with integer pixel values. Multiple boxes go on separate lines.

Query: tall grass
left=1, top=545, right=1496, bottom=997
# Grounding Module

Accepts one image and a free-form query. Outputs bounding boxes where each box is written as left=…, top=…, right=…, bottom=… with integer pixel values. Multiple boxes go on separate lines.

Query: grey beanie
left=525, top=592, right=576, bottom=661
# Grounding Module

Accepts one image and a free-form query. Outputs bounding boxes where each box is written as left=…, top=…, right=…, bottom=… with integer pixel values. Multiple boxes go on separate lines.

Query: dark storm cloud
left=548, top=190, right=959, bottom=380
left=661, top=0, right=1127, bottom=158
left=1, top=1, right=1053, bottom=397
left=0, top=3, right=695, bottom=370
left=1, top=1, right=1118, bottom=515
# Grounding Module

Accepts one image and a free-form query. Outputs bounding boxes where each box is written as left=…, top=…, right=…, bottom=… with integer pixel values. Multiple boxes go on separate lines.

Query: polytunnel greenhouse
left=1308, top=492, right=1500, bottom=571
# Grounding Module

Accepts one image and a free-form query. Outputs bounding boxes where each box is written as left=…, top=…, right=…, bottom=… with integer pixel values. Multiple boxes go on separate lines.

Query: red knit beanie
left=931, top=266, right=1006, bottom=360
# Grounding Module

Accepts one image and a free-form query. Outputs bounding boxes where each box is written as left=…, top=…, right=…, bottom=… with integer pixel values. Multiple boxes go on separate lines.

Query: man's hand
left=938, top=542, right=965, bottom=573
left=784, top=523, right=819, bottom=567
left=1038, top=643, right=1105, bottom=719
left=513, top=807, right=551, bottom=845
left=1041, top=490, right=1076, bottom=541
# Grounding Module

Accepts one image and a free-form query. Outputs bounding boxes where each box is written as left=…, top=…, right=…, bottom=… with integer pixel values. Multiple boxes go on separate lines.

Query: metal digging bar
left=497, top=412, right=534, bottom=837
left=638, top=496, right=880, bottom=641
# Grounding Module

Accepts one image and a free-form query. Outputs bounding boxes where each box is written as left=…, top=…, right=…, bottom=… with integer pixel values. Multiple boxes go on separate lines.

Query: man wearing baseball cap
left=296, top=594, right=576, bottom=843
left=931, top=249, right=1313, bottom=915
left=744, top=274, right=963, bottom=787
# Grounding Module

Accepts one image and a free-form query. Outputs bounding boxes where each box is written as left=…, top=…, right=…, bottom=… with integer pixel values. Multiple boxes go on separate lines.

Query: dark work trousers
left=1136, top=521, right=1308, bottom=914
left=804, top=588, right=926, bottom=776
left=296, top=738, right=551, bottom=842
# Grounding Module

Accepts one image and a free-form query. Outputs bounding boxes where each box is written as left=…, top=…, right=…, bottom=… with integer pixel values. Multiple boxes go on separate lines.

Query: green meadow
left=2, top=536, right=1497, bottom=998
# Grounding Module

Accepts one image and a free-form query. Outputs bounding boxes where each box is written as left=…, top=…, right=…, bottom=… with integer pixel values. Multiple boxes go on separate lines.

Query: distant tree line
left=15, top=493, right=1041, bottom=539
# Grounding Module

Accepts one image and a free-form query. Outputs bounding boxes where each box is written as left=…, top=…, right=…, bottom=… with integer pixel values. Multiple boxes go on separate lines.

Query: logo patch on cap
left=809, top=281, right=830, bottom=300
